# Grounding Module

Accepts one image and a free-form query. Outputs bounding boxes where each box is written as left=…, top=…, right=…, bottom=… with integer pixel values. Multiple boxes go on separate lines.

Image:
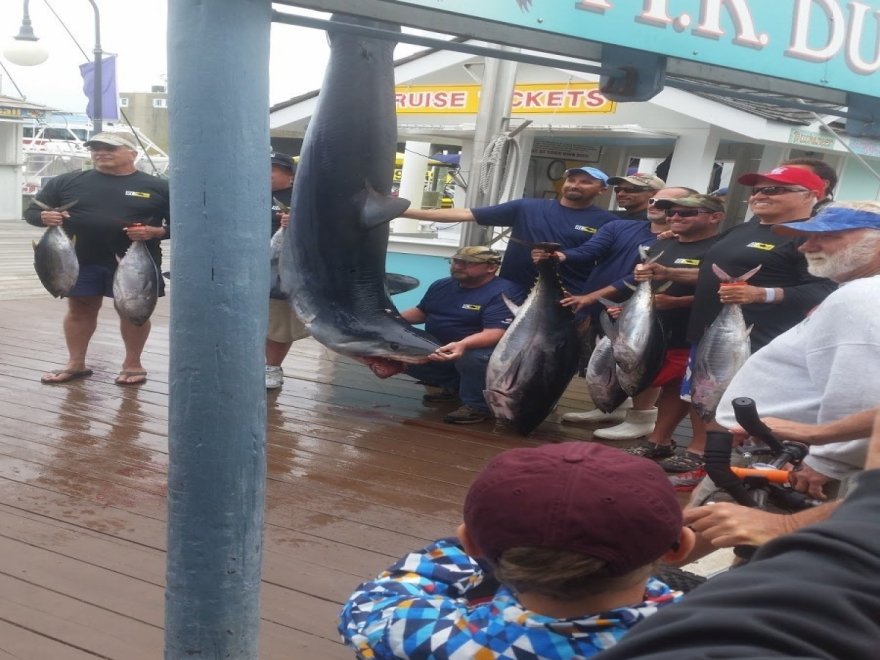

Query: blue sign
left=389, top=0, right=880, bottom=98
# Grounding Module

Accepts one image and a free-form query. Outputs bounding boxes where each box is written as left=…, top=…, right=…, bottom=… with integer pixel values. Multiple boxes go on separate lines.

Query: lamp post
left=4, top=0, right=104, bottom=134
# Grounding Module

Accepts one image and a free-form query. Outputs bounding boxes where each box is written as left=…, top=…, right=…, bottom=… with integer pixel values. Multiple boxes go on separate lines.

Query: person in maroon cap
left=339, top=442, right=695, bottom=659
left=661, top=165, right=837, bottom=490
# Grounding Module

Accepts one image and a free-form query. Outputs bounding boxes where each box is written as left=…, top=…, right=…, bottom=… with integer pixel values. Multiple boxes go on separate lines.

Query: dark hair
left=782, top=158, right=837, bottom=197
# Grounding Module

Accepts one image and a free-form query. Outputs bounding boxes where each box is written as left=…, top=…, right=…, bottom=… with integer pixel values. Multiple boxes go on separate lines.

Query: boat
left=22, top=112, right=169, bottom=196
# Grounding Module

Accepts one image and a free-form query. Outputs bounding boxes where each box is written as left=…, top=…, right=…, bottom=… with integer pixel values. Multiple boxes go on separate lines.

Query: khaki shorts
left=268, top=298, right=309, bottom=344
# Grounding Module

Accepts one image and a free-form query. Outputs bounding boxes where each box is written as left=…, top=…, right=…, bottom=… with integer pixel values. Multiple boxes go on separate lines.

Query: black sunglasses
left=664, top=208, right=709, bottom=218
left=750, top=185, right=809, bottom=196
left=614, top=186, right=653, bottom=194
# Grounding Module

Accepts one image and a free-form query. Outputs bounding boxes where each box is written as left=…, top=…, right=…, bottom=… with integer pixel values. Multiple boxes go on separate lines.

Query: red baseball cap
left=463, top=442, right=682, bottom=575
left=738, top=166, right=825, bottom=196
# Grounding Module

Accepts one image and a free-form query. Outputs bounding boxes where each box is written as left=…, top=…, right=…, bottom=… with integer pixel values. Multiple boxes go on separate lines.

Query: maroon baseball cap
left=463, top=442, right=682, bottom=575
left=738, top=166, right=825, bottom=196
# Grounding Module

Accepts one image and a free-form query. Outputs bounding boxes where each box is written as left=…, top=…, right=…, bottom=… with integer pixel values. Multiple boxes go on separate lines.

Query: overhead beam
left=273, top=0, right=848, bottom=106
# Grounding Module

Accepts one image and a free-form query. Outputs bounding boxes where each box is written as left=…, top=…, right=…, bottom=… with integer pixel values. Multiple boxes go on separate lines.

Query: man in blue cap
left=668, top=201, right=880, bottom=562
left=400, top=166, right=618, bottom=295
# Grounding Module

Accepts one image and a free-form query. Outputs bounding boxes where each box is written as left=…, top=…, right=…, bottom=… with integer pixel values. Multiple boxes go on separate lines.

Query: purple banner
left=79, top=55, right=119, bottom=120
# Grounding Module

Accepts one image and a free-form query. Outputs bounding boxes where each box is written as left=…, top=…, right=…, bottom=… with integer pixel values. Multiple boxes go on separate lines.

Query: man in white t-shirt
left=683, top=201, right=880, bottom=552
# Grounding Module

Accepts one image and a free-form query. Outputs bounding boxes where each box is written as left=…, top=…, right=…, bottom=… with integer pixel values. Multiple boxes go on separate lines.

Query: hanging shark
left=279, top=14, right=439, bottom=378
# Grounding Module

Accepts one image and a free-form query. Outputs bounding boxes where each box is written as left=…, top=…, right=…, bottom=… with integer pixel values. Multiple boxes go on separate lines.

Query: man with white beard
left=677, top=201, right=880, bottom=554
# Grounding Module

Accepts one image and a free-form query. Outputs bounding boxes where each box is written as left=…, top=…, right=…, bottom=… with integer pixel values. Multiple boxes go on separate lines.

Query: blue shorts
left=68, top=264, right=165, bottom=298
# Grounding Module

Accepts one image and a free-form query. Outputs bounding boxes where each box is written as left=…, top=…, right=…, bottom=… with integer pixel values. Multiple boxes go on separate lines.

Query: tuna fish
left=280, top=14, right=439, bottom=377
left=585, top=326, right=629, bottom=413
left=113, top=239, right=160, bottom=326
left=33, top=226, right=79, bottom=298
left=611, top=246, right=668, bottom=374
left=484, top=243, right=580, bottom=435
left=600, top=307, right=666, bottom=397
left=690, top=264, right=761, bottom=421
left=31, top=199, right=80, bottom=298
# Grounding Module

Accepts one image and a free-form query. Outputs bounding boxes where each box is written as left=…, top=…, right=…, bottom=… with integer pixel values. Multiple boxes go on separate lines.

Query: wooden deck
left=0, top=293, right=631, bottom=658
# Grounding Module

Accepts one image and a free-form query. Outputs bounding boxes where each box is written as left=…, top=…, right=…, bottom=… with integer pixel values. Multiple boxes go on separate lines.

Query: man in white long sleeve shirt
left=686, top=201, right=880, bottom=551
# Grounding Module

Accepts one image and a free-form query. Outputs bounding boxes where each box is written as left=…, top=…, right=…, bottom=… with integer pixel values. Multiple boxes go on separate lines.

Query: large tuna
left=611, top=246, right=667, bottom=374
left=113, top=239, right=160, bottom=326
left=33, top=226, right=79, bottom=298
left=280, top=14, right=438, bottom=378
left=32, top=199, right=79, bottom=298
left=599, top=308, right=666, bottom=398
left=690, top=264, right=760, bottom=421
left=484, top=243, right=580, bottom=435
left=585, top=331, right=629, bottom=414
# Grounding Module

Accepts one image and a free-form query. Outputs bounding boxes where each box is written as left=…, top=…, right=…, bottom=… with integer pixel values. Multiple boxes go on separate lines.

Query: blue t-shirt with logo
left=416, top=276, right=525, bottom=345
left=472, top=199, right=616, bottom=294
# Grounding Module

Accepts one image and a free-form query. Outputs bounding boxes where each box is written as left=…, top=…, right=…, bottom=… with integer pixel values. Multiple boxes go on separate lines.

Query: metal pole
left=86, top=0, right=102, bottom=134
left=165, top=0, right=270, bottom=656
left=461, top=53, right=518, bottom=247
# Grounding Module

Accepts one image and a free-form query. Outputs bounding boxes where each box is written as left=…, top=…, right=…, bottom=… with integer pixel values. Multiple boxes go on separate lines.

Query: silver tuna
left=611, top=247, right=667, bottom=374
left=33, top=226, right=79, bottom=298
left=484, top=244, right=580, bottom=435
left=113, top=240, right=160, bottom=326
left=691, top=264, right=760, bottom=421
left=585, top=330, right=628, bottom=413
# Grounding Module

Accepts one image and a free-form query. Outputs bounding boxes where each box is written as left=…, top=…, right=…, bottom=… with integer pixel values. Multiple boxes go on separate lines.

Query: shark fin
left=357, top=184, right=411, bottom=230
left=385, top=273, right=420, bottom=296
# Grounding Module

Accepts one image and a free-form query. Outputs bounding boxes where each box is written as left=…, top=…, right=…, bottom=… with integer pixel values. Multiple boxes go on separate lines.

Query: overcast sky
left=0, top=1, right=426, bottom=114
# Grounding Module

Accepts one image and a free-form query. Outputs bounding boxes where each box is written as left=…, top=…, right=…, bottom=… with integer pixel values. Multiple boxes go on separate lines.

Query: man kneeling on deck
left=338, top=442, right=694, bottom=659
left=400, top=246, right=523, bottom=425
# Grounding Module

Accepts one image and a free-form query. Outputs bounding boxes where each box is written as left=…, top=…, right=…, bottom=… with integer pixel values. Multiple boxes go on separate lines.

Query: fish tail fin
left=712, top=262, right=762, bottom=283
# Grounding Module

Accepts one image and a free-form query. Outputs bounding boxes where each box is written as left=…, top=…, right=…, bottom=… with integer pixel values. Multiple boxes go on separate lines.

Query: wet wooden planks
left=0, top=294, right=655, bottom=658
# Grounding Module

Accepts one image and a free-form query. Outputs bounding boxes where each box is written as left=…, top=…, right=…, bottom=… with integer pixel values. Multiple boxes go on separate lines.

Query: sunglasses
left=614, top=186, right=653, bottom=194
left=750, top=185, right=809, bottom=196
left=664, top=208, right=710, bottom=218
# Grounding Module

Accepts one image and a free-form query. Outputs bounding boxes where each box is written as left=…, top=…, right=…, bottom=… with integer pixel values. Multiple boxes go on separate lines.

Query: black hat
left=270, top=151, right=296, bottom=173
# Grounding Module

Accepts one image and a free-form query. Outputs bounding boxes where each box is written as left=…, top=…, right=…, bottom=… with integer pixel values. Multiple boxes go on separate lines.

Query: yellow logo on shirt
left=461, top=304, right=482, bottom=311
left=747, top=242, right=776, bottom=251
left=575, top=225, right=597, bottom=233
left=674, top=258, right=701, bottom=266
left=125, top=191, right=152, bottom=198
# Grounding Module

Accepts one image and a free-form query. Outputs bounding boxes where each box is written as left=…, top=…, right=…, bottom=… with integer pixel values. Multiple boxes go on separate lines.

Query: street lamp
left=2, top=0, right=49, bottom=66
left=3, top=0, right=104, bottom=134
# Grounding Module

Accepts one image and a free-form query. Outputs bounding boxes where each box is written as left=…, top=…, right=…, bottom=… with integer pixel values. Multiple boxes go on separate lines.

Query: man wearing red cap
left=339, top=442, right=694, bottom=658
left=661, top=165, right=837, bottom=489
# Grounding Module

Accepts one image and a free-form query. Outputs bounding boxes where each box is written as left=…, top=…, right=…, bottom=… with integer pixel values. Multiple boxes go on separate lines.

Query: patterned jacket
left=339, top=539, right=681, bottom=659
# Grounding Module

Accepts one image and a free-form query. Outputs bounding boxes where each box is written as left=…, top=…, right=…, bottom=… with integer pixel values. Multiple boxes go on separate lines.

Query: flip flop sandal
left=115, top=370, right=148, bottom=386
left=41, top=368, right=93, bottom=384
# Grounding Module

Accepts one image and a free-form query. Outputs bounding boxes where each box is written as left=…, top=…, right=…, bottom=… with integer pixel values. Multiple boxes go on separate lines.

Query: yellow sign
left=395, top=83, right=615, bottom=115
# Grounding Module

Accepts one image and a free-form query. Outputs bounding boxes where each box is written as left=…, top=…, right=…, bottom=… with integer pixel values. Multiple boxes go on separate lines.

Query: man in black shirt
left=623, top=194, right=722, bottom=462
left=25, top=131, right=169, bottom=385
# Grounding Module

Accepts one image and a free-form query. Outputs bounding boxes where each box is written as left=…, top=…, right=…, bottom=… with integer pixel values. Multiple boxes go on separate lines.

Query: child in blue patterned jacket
left=339, top=442, right=695, bottom=659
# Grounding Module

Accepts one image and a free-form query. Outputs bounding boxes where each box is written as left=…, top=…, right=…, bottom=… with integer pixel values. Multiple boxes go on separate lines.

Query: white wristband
left=764, top=287, right=777, bottom=303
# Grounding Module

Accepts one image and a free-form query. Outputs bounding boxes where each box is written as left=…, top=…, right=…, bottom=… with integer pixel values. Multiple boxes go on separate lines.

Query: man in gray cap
left=606, top=172, right=666, bottom=219
left=25, top=131, right=169, bottom=386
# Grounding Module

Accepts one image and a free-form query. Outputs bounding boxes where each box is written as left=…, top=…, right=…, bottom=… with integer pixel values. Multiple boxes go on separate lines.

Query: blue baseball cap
left=564, top=166, right=609, bottom=185
left=774, top=206, right=880, bottom=236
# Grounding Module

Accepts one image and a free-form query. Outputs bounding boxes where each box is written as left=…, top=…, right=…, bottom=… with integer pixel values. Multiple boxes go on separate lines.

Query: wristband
left=764, top=287, right=777, bottom=303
